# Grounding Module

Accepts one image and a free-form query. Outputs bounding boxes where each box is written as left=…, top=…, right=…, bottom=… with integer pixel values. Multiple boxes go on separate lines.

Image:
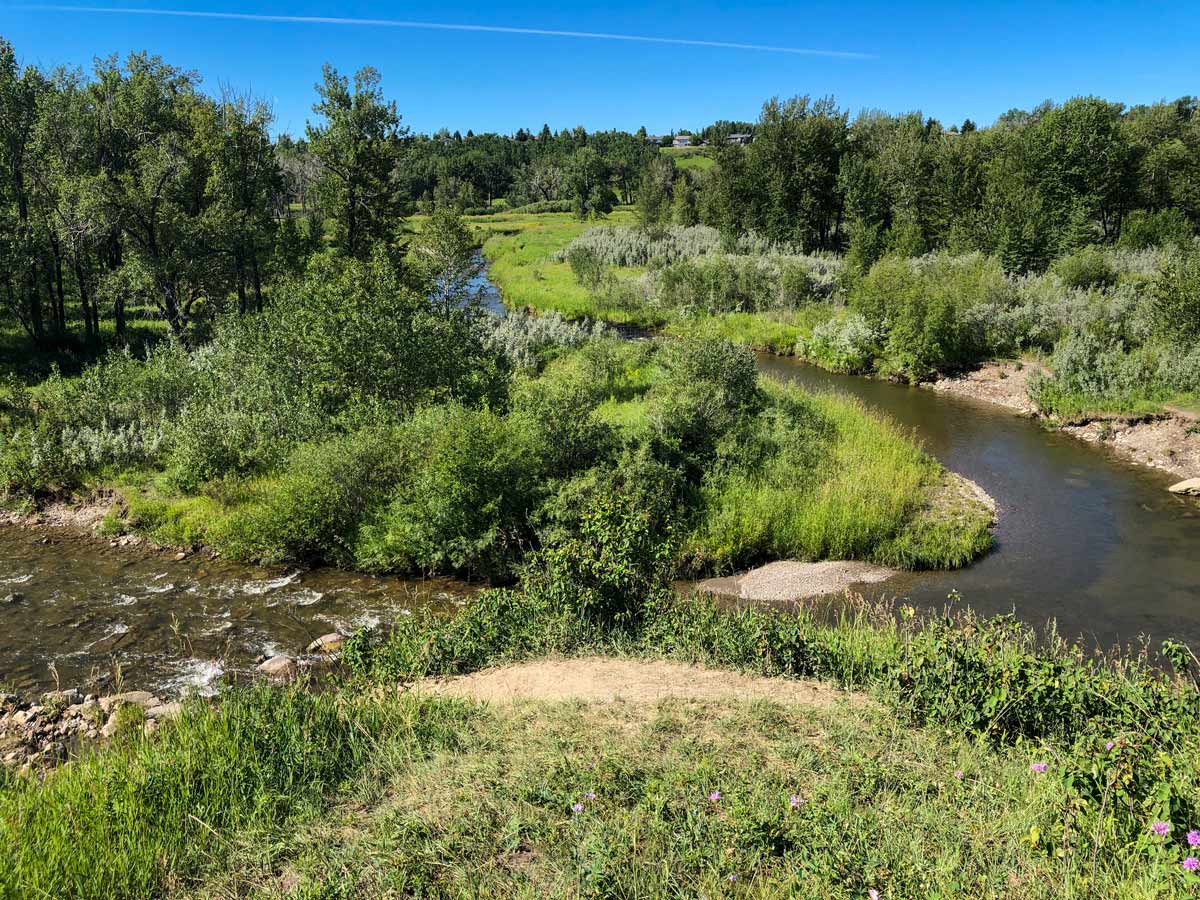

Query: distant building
left=646, top=135, right=663, bottom=145
left=726, top=133, right=753, bottom=145
left=672, top=134, right=693, bottom=148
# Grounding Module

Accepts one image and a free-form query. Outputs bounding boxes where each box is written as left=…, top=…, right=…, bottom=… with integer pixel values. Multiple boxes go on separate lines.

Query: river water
left=1, top=308, right=1197, bottom=695
left=758, top=354, right=1200, bottom=651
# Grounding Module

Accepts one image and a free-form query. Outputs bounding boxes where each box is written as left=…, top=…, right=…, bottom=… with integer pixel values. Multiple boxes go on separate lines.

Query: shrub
left=1119, top=207, right=1194, bottom=249
left=800, top=312, right=877, bottom=373
left=217, top=427, right=403, bottom=566
left=566, top=244, right=606, bottom=288
left=525, top=443, right=684, bottom=625
left=1050, top=246, right=1118, bottom=290
left=482, top=310, right=609, bottom=371
left=353, top=405, right=541, bottom=579
left=1150, top=249, right=1200, bottom=344
left=851, top=254, right=1003, bottom=380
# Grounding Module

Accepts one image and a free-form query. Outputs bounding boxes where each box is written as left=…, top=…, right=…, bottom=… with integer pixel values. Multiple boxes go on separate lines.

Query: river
left=1, top=304, right=1197, bottom=695
left=758, top=354, right=1200, bottom=651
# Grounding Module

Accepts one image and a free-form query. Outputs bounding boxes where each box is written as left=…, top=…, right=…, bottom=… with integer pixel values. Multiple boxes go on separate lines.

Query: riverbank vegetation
left=0, top=243, right=988, bottom=575
left=4, top=585, right=1200, bottom=897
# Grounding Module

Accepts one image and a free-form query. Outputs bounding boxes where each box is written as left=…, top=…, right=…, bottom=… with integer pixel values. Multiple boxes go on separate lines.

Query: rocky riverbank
left=0, top=688, right=182, bottom=773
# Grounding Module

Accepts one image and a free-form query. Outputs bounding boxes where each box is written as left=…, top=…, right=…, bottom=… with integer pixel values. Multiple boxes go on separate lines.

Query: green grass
left=685, top=383, right=991, bottom=572
left=183, top=693, right=1121, bottom=899
left=661, top=146, right=716, bottom=172
left=0, top=685, right=474, bottom=898
left=474, top=210, right=666, bottom=327
left=6, top=584, right=1196, bottom=897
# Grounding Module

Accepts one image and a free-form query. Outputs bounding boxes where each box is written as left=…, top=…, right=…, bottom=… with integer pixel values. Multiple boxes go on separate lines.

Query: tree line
left=3, top=33, right=1198, bottom=350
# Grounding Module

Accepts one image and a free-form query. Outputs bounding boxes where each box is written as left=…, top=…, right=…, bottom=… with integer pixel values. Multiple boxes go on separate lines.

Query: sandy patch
left=0, top=494, right=119, bottom=531
left=1060, top=416, right=1200, bottom=481
left=696, top=560, right=898, bottom=604
left=417, top=657, right=864, bottom=708
left=923, top=361, right=1041, bottom=415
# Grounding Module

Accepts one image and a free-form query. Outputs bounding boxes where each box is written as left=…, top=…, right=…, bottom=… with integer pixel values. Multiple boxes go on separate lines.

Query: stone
left=305, top=632, right=345, bottom=655
left=43, top=688, right=82, bottom=707
left=145, top=702, right=182, bottom=720
left=100, top=691, right=158, bottom=713
left=257, top=654, right=298, bottom=681
left=1168, top=477, right=1200, bottom=496
left=173, top=551, right=188, bottom=561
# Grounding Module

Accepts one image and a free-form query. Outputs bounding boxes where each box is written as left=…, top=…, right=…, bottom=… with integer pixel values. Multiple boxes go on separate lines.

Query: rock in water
left=258, top=654, right=298, bottom=681
left=1168, top=478, right=1200, bottom=496
left=306, top=633, right=345, bottom=655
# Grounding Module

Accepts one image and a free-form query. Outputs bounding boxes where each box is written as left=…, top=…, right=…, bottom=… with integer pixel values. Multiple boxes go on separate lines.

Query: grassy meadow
left=4, top=588, right=1200, bottom=898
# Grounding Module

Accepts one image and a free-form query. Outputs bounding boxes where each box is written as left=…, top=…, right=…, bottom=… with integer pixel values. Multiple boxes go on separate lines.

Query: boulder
left=306, top=632, right=346, bottom=655
left=258, top=654, right=298, bottom=681
left=100, top=691, right=158, bottom=713
left=1168, top=477, right=1200, bottom=496
left=145, top=702, right=183, bottom=720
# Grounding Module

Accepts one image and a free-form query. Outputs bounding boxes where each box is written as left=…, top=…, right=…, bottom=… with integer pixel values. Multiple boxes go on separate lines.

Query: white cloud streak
left=17, top=5, right=877, bottom=59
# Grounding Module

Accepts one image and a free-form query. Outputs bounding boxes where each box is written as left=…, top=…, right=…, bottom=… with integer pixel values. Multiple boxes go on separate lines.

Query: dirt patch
left=1060, top=416, right=1200, bottom=481
left=417, top=657, right=866, bottom=708
left=923, top=360, right=1041, bottom=415
left=696, top=560, right=898, bottom=604
left=0, top=494, right=118, bottom=531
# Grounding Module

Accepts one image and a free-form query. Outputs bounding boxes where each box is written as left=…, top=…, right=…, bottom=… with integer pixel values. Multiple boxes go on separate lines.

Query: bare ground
left=924, top=360, right=1041, bottom=415
left=1060, top=416, right=1200, bottom=481
left=415, top=657, right=868, bottom=709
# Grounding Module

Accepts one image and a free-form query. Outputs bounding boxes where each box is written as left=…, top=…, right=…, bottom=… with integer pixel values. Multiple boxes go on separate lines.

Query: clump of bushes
left=848, top=252, right=1006, bottom=380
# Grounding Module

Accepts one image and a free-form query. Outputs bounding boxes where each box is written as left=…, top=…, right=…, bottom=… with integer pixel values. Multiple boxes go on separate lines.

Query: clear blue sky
left=3, top=1, right=1198, bottom=137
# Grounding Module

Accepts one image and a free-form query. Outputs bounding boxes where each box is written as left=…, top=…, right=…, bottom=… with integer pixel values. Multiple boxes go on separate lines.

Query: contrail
left=17, top=6, right=876, bottom=59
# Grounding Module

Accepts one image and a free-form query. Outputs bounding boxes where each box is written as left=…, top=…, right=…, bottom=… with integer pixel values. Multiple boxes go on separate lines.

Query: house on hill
left=672, top=134, right=693, bottom=148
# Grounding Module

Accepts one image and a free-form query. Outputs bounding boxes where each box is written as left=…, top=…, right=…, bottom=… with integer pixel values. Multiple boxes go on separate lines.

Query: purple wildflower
left=1189, top=830, right=1200, bottom=848
left=953, top=770, right=964, bottom=780
left=1030, top=762, right=1048, bottom=774
left=571, top=802, right=584, bottom=815
left=868, top=891, right=880, bottom=900
left=789, top=794, right=805, bottom=809
left=1152, top=820, right=1170, bottom=837
left=584, top=792, right=596, bottom=801
left=1105, top=741, right=1115, bottom=751
left=709, top=790, right=722, bottom=802
left=727, top=873, right=739, bottom=882
left=1185, top=857, right=1200, bottom=872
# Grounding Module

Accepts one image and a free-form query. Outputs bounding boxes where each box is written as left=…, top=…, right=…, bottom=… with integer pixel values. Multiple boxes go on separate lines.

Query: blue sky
left=3, top=1, right=1198, bottom=137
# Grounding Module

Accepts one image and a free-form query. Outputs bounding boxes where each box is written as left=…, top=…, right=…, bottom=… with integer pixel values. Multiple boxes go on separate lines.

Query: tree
left=673, top=171, right=699, bottom=226
left=636, top=154, right=675, bottom=234
left=566, top=147, right=615, bottom=220
left=406, top=205, right=483, bottom=310
left=307, top=65, right=404, bottom=258
left=0, top=38, right=52, bottom=343
left=205, top=88, right=282, bottom=313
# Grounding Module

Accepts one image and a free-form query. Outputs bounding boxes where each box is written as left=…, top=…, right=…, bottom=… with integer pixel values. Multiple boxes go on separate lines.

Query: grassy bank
left=2, top=259, right=991, bottom=578
left=3, top=589, right=1199, bottom=897
left=480, top=215, right=1200, bottom=421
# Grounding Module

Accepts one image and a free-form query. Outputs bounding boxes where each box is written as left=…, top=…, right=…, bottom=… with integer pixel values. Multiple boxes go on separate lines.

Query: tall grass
left=0, top=686, right=469, bottom=898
